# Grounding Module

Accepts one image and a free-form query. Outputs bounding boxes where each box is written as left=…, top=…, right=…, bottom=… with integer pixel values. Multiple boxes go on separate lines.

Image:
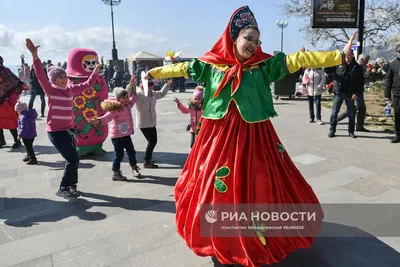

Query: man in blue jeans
left=329, top=50, right=364, bottom=138
left=336, top=53, right=370, bottom=131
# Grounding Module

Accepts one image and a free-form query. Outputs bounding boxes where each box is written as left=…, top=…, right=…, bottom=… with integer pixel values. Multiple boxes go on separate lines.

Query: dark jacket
left=30, top=66, right=45, bottom=95
left=332, top=59, right=364, bottom=97
left=17, top=109, right=38, bottom=138
left=384, top=57, right=400, bottom=98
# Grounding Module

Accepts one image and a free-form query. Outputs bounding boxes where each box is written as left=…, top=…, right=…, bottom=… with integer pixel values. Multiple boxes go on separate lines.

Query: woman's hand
left=25, top=38, right=39, bottom=59
left=167, top=79, right=173, bottom=87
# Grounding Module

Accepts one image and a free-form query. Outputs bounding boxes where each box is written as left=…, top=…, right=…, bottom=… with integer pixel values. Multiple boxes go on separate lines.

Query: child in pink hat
left=174, top=86, right=204, bottom=148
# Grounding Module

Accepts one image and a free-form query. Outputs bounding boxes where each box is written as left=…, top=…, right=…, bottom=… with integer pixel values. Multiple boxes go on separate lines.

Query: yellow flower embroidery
left=82, top=87, right=96, bottom=99
left=73, top=96, right=86, bottom=109
left=82, top=108, right=98, bottom=121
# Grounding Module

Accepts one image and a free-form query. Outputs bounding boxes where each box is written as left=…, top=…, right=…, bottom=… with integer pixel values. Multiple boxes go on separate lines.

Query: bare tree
left=277, top=0, right=400, bottom=49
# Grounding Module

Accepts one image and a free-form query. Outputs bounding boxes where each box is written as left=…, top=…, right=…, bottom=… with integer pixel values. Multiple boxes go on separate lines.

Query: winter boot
left=26, top=157, right=38, bottom=165
left=112, top=171, right=127, bottom=181
left=143, top=159, right=158, bottom=168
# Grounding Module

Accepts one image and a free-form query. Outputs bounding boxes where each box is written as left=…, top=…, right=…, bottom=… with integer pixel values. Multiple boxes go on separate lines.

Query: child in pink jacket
left=89, top=76, right=142, bottom=181
left=174, top=86, right=204, bottom=148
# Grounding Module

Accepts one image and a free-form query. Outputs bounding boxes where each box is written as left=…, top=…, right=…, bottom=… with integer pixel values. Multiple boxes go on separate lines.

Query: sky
left=0, top=0, right=320, bottom=66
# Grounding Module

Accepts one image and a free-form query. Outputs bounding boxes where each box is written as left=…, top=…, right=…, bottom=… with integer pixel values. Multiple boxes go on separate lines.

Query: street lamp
left=20, top=54, right=25, bottom=66
left=102, top=0, right=121, bottom=60
left=276, top=20, right=288, bottom=52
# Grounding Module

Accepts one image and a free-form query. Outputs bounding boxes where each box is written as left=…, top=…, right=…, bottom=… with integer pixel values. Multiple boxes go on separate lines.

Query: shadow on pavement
left=213, top=222, right=400, bottom=267
left=0, top=194, right=174, bottom=228
left=126, top=175, right=178, bottom=187
left=37, top=161, right=96, bottom=170
left=85, top=151, right=188, bottom=168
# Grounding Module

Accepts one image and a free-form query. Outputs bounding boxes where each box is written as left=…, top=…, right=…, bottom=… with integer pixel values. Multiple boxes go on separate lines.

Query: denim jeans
left=47, top=130, right=79, bottom=187
left=337, top=93, right=366, bottom=128
left=308, top=95, right=322, bottom=121
left=329, top=92, right=356, bottom=134
left=111, top=135, right=137, bottom=171
left=28, top=91, right=46, bottom=115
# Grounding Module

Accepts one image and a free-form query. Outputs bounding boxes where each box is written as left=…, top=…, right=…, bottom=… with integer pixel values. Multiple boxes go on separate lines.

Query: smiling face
left=54, top=73, right=68, bottom=88
left=234, top=27, right=261, bottom=62
left=82, top=55, right=97, bottom=73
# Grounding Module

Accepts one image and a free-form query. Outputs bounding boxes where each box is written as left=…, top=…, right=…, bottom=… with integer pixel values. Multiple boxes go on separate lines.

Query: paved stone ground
left=0, top=91, right=399, bottom=267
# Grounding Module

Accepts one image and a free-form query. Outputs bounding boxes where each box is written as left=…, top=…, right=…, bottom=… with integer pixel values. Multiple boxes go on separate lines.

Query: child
left=15, top=101, right=38, bottom=164
left=26, top=38, right=100, bottom=199
left=174, top=86, right=204, bottom=148
left=89, top=75, right=141, bottom=180
left=144, top=5, right=356, bottom=267
left=136, top=79, right=172, bottom=168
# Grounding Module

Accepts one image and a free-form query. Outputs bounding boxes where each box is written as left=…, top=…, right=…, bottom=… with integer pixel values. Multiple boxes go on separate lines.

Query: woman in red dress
left=0, top=56, right=29, bottom=148
left=147, top=6, right=355, bottom=267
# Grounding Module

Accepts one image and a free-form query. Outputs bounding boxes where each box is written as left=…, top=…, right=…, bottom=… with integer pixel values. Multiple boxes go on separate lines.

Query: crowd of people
left=1, top=5, right=400, bottom=267
left=297, top=48, right=399, bottom=143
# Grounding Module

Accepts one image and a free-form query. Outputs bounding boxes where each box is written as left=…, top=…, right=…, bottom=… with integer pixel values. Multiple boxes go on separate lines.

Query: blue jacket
left=17, top=109, right=38, bottom=138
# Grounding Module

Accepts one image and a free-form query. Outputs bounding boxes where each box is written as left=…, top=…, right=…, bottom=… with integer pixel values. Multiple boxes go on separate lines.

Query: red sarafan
left=146, top=4, right=351, bottom=266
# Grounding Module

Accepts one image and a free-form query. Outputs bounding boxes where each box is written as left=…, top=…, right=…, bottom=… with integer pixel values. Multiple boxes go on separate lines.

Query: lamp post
left=276, top=21, right=288, bottom=52
left=20, top=54, right=25, bottom=66
left=102, top=0, right=121, bottom=60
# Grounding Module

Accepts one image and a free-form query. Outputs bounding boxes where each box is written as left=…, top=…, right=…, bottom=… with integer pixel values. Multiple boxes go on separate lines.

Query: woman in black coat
left=28, top=64, right=46, bottom=117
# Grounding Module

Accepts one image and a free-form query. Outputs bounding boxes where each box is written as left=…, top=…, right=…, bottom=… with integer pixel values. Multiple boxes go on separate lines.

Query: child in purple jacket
left=15, top=101, right=38, bottom=165
left=89, top=75, right=142, bottom=181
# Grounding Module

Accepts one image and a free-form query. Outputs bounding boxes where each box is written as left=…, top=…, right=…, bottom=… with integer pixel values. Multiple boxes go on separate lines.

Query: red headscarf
left=199, top=6, right=272, bottom=98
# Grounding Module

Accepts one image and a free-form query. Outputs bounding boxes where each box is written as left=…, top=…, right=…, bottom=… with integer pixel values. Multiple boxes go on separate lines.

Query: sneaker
left=11, top=141, right=22, bottom=149
left=112, top=171, right=127, bottom=181
left=143, top=160, right=158, bottom=169
left=328, top=132, right=335, bottom=138
left=132, top=166, right=143, bottom=178
left=308, top=119, right=315, bottom=123
left=69, top=185, right=81, bottom=197
left=56, top=186, right=81, bottom=199
left=22, top=156, right=30, bottom=162
left=349, top=133, right=357, bottom=138
left=26, top=158, right=38, bottom=165
left=0, top=140, right=6, bottom=149
left=317, top=120, right=325, bottom=125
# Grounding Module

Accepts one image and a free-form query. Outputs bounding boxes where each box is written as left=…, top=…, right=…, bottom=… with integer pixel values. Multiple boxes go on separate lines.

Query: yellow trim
left=209, top=63, right=261, bottom=73
left=216, top=166, right=231, bottom=179
left=285, top=50, right=343, bottom=74
left=202, top=98, right=278, bottom=123
left=148, top=62, right=189, bottom=79
left=211, top=64, right=230, bottom=72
